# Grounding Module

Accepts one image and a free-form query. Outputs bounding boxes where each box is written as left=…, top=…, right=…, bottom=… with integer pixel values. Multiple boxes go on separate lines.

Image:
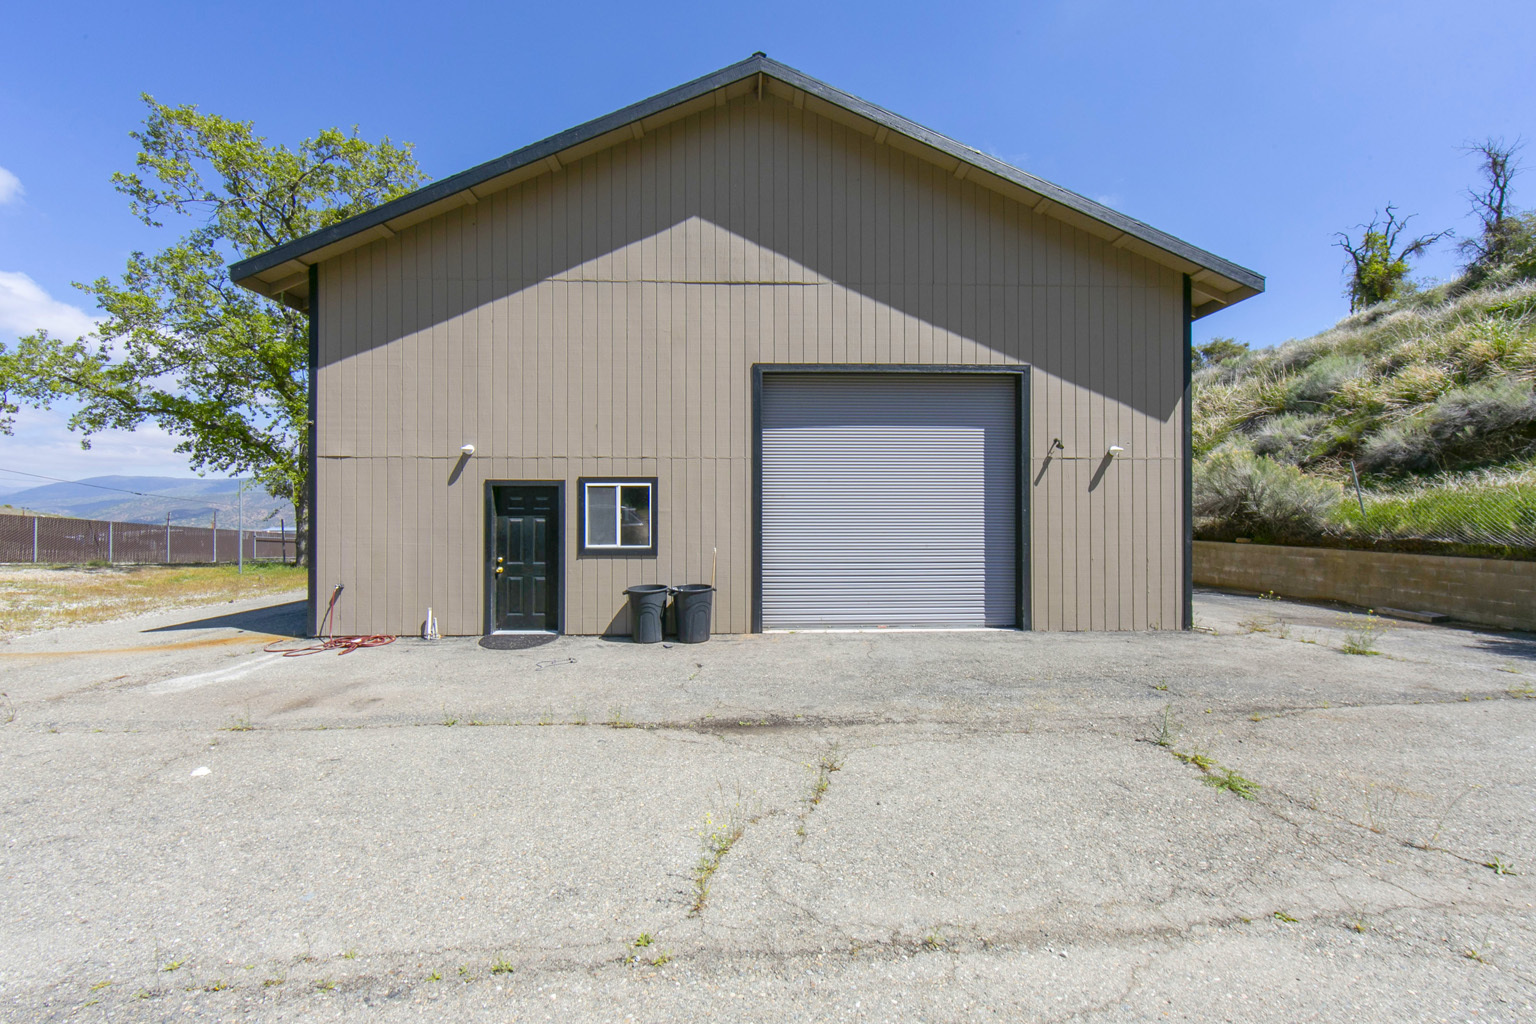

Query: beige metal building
left=231, top=55, right=1262, bottom=637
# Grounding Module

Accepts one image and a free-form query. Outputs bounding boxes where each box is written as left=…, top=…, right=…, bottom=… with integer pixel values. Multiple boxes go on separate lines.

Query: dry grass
left=0, top=563, right=305, bottom=639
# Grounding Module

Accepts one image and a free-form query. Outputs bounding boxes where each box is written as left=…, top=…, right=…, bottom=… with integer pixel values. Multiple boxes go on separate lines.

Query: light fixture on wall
left=459, top=444, right=476, bottom=455
left=1107, top=445, right=1125, bottom=458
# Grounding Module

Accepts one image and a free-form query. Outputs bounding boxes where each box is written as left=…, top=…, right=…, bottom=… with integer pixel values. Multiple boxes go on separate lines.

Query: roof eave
left=230, top=55, right=1263, bottom=312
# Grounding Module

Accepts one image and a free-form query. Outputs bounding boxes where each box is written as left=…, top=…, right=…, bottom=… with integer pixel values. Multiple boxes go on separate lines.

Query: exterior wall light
left=459, top=444, right=476, bottom=455
left=1107, top=445, right=1125, bottom=457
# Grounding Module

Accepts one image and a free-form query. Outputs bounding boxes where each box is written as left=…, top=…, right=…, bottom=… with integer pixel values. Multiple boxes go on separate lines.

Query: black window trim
left=576, top=476, right=659, bottom=557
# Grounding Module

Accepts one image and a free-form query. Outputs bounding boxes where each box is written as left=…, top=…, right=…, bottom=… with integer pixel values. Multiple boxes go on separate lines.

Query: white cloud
left=0, top=270, right=98, bottom=340
left=0, top=165, right=20, bottom=205
left=0, top=405, right=213, bottom=481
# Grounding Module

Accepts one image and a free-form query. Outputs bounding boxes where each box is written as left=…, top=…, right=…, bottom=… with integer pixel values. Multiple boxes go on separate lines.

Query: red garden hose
left=264, top=584, right=396, bottom=656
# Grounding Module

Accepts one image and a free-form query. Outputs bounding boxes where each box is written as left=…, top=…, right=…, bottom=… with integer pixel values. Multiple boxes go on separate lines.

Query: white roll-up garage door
left=761, top=373, right=1018, bottom=629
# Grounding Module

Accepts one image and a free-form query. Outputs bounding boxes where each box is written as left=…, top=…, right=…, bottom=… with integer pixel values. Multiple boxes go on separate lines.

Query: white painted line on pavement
left=143, top=651, right=285, bottom=695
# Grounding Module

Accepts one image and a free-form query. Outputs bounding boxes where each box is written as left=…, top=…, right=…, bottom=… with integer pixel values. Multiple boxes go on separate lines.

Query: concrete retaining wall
left=1194, top=541, right=1536, bottom=632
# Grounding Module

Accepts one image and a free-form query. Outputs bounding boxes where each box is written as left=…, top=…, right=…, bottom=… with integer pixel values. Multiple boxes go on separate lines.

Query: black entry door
left=489, top=485, right=559, bottom=632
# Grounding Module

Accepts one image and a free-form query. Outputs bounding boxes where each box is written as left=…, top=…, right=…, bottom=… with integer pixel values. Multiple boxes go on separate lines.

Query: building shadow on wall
left=325, top=91, right=1183, bottom=423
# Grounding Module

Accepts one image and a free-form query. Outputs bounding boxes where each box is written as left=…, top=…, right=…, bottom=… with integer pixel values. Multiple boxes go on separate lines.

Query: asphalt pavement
left=1, top=588, right=1532, bottom=1022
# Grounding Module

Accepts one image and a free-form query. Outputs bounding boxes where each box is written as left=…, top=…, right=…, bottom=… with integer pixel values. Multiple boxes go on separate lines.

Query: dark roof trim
left=230, top=54, right=1264, bottom=299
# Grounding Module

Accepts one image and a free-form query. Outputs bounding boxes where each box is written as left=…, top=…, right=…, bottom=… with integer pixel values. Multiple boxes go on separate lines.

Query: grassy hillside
left=1193, top=279, right=1536, bottom=553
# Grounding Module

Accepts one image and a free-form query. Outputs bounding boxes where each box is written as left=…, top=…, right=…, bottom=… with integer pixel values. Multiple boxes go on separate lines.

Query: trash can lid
left=624, top=584, right=670, bottom=594
left=672, top=584, right=715, bottom=594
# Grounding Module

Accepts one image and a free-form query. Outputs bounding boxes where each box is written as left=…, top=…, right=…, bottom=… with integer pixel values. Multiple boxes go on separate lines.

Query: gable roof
left=230, top=54, right=1263, bottom=319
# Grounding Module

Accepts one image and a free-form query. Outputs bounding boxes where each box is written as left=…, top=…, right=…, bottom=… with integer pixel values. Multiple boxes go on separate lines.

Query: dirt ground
left=0, top=562, right=304, bottom=639
left=1, top=588, right=1533, bottom=1022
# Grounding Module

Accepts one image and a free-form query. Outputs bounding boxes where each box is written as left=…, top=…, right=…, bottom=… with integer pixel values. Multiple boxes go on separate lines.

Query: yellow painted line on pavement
left=0, top=633, right=289, bottom=658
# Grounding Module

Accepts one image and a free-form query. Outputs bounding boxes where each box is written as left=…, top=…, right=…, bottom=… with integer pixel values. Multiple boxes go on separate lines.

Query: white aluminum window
left=580, top=478, right=655, bottom=555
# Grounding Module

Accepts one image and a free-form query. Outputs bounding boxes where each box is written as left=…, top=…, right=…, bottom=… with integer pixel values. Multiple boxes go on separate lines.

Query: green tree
left=1193, top=337, right=1250, bottom=370
left=1333, top=205, right=1449, bottom=312
left=0, top=97, right=425, bottom=565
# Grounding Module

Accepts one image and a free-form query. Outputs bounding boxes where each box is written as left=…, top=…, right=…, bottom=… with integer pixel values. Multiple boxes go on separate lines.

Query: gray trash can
left=672, top=584, right=715, bottom=644
left=624, top=585, right=670, bottom=644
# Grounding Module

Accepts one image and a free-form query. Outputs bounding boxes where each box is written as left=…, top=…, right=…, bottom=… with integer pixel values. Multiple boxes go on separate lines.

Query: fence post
left=108, top=521, right=114, bottom=564
left=1349, top=459, right=1368, bottom=519
left=32, top=515, right=38, bottom=563
left=165, top=514, right=171, bottom=564
left=212, top=510, right=217, bottom=563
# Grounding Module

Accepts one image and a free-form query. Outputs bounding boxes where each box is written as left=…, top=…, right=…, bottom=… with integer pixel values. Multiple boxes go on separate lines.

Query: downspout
left=307, top=263, right=320, bottom=637
left=1182, top=275, right=1194, bottom=631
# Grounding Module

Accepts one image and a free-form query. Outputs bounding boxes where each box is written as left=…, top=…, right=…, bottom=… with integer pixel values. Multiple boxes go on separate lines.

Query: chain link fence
left=0, top=513, right=294, bottom=564
left=1327, top=479, right=1536, bottom=551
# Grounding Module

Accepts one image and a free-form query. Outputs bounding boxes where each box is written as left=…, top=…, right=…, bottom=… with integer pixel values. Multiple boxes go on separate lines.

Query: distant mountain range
left=0, top=476, right=295, bottom=531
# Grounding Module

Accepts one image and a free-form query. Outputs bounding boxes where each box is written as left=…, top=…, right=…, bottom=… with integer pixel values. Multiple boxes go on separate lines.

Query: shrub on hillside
left=1289, top=352, right=1367, bottom=408
left=1193, top=448, right=1341, bottom=541
left=1358, top=380, right=1536, bottom=473
left=1250, top=412, right=1327, bottom=464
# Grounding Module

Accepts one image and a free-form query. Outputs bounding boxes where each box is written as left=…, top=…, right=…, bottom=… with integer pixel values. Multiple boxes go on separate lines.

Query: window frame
left=577, top=476, right=659, bottom=557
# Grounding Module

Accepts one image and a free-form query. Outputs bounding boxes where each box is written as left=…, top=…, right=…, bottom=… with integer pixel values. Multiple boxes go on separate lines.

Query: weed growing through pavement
left=1463, top=927, right=1495, bottom=964
left=537, top=707, right=556, bottom=726
left=807, top=745, right=844, bottom=806
left=1204, top=767, right=1261, bottom=800
left=649, top=950, right=673, bottom=966
left=1273, top=911, right=1298, bottom=923
left=1153, top=704, right=1179, bottom=747
left=607, top=706, right=636, bottom=729
left=1356, top=781, right=1405, bottom=834
left=633, top=933, right=653, bottom=948
left=426, top=969, right=442, bottom=982
left=160, top=959, right=185, bottom=972
left=1171, top=750, right=1216, bottom=771
left=1162, top=740, right=1260, bottom=801
left=690, top=791, right=755, bottom=915
left=1483, top=857, right=1518, bottom=875
left=440, top=717, right=458, bottom=727
left=222, top=708, right=254, bottom=732
left=262, top=977, right=284, bottom=987
left=342, top=949, right=357, bottom=960
left=1339, top=610, right=1389, bottom=655
left=1, top=692, right=15, bottom=724
left=314, top=979, right=337, bottom=992
left=570, top=706, right=589, bottom=726
left=490, top=959, right=515, bottom=975
left=924, top=933, right=945, bottom=950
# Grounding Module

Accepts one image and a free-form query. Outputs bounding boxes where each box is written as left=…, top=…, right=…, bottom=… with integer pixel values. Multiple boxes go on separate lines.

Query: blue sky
left=1, top=0, right=1532, bottom=483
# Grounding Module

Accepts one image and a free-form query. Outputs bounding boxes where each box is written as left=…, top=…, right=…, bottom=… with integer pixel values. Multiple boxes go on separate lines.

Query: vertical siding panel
left=1110, top=268, right=1127, bottom=630
left=490, top=193, right=509, bottom=465
left=1130, top=284, right=1155, bottom=629
left=1089, top=257, right=1108, bottom=631
left=534, top=179, right=552, bottom=460
left=461, top=210, right=480, bottom=630
left=383, top=242, right=403, bottom=630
